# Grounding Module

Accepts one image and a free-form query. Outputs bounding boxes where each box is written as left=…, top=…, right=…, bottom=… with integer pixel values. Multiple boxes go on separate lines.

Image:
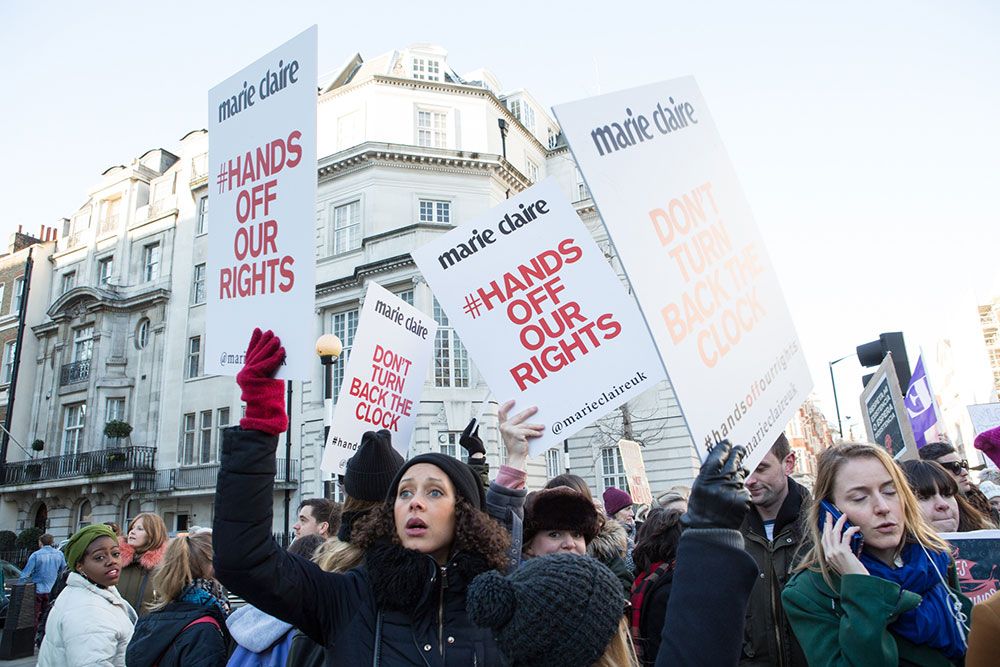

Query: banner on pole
left=321, top=282, right=438, bottom=473
left=904, top=355, right=940, bottom=447
left=412, top=180, right=666, bottom=456
left=207, top=26, right=318, bottom=379
left=617, top=439, right=653, bottom=506
left=553, top=77, right=812, bottom=471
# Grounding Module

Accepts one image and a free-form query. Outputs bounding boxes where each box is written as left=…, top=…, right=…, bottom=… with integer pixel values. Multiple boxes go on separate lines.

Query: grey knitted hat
left=467, top=553, right=624, bottom=667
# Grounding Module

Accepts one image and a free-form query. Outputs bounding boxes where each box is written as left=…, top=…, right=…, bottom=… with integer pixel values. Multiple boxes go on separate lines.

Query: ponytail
left=149, top=532, right=213, bottom=610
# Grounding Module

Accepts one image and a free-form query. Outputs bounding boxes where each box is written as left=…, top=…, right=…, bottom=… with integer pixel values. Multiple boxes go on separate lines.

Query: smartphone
left=818, top=500, right=864, bottom=556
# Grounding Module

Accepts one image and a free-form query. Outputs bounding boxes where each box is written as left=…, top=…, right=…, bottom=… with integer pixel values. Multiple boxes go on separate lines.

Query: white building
left=0, top=43, right=698, bottom=538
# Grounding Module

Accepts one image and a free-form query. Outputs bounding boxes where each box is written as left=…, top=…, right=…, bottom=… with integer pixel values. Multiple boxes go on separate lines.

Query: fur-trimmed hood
left=587, top=515, right=627, bottom=563
left=118, top=536, right=168, bottom=571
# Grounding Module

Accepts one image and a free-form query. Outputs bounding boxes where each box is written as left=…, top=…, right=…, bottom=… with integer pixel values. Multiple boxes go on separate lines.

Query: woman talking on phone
left=782, top=443, right=972, bottom=666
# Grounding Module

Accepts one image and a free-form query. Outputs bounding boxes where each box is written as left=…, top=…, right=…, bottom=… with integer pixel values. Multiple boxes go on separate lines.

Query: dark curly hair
left=352, top=496, right=511, bottom=572
left=632, top=507, right=683, bottom=573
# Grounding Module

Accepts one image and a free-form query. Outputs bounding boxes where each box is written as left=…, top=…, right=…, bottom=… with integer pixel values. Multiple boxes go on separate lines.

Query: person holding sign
left=782, top=444, right=972, bottom=666
left=213, top=329, right=512, bottom=665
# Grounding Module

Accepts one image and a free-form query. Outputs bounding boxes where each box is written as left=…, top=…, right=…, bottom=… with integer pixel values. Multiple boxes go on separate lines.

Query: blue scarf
left=180, top=578, right=231, bottom=617
left=860, top=543, right=965, bottom=660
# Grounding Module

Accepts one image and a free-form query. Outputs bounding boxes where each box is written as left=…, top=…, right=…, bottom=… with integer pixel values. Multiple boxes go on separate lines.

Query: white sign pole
left=207, top=26, right=318, bottom=379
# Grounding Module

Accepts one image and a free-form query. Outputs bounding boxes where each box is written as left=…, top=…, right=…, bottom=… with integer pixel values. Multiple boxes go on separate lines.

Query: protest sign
left=553, top=77, right=812, bottom=470
left=206, top=26, right=317, bottom=379
left=321, top=282, right=438, bottom=473
left=941, top=530, right=1000, bottom=604
left=968, top=402, right=1000, bottom=437
left=617, top=439, right=653, bottom=506
left=412, top=179, right=666, bottom=456
left=860, top=355, right=917, bottom=460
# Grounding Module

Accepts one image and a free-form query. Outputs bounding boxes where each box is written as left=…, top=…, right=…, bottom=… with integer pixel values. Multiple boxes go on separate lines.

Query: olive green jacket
left=781, top=567, right=972, bottom=667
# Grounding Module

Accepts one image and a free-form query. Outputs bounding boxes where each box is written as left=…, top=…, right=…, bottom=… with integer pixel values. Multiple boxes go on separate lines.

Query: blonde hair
left=129, top=512, right=167, bottom=553
left=150, top=532, right=213, bottom=610
left=593, top=618, right=639, bottom=667
left=798, top=443, right=951, bottom=588
left=313, top=537, right=364, bottom=573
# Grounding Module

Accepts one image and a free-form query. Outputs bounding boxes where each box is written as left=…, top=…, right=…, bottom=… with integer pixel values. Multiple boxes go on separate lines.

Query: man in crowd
left=603, top=486, right=638, bottom=572
left=740, top=434, right=808, bottom=667
left=919, top=441, right=997, bottom=525
left=292, top=498, right=340, bottom=539
left=19, top=533, right=67, bottom=636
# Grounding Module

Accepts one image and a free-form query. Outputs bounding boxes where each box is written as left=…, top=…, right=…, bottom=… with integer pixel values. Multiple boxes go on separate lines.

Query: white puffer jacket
left=39, top=572, right=138, bottom=667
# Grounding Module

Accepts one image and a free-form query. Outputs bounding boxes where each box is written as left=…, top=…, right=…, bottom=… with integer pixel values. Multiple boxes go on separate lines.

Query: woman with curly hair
left=213, top=329, right=512, bottom=665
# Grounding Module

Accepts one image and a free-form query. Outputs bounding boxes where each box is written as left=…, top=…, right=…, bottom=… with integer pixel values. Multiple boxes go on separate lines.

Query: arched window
left=33, top=503, right=48, bottom=531
left=135, top=318, right=150, bottom=349
left=77, top=499, right=92, bottom=531
left=122, top=497, right=140, bottom=529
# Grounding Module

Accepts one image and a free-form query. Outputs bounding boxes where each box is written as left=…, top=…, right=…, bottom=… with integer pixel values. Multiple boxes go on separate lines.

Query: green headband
left=65, top=524, right=118, bottom=570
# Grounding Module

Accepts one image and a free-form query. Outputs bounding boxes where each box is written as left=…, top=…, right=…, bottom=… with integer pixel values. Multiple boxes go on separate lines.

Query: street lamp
left=315, top=334, right=343, bottom=446
left=829, top=354, right=853, bottom=440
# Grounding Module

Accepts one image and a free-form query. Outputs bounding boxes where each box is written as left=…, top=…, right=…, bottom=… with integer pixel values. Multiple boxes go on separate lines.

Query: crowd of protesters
left=18, top=327, right=1000, bottom=665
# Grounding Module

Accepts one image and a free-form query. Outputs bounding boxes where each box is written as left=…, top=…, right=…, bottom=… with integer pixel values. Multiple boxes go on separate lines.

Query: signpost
left=207, top=26, right=318, bottom=379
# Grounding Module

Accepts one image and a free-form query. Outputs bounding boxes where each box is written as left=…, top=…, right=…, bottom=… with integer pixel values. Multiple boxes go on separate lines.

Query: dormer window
left=412, top=57, right=441, bottom=82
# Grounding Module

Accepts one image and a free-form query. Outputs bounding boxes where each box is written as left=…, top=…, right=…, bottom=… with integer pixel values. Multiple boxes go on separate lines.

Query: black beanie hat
left=467, top=553, right=624, bottom=667
left=386, top=452, right=486, bottom=510
left=344, top=430, right=405, bottom=502
left=523, top=487, right=601, bottom=546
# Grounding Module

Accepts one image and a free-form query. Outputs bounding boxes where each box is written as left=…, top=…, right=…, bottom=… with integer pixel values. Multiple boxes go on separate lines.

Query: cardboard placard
left=553, top=77, right=812, bottom=471
left=968, top=402, right=1000, bottom=437
left=860, top=354, right=917, bottom=460
left=617, top=439, right=653, bottom=506
left=941, top=530, right=1000, bottom=604
left=206, top=26, right=318, bottom=379
left=321, top=282, right=438, bottom=473
left=412, top=180, right=666, bottom=456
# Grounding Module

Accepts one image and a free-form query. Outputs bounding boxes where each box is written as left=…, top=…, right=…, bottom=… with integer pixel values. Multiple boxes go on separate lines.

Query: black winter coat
left=214, top=427, right=500, bottom=667
left=125, top=600, right=229, bottom=667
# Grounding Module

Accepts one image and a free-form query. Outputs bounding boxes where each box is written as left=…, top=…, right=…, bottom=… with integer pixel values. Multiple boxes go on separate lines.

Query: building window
left=73, top=326, right=94, bottom=362
left=331, top=310, right=359, bottom=399
left=419, top=200, right=450, bottom=224
left=525, top=160, right=539, bottom=183
left=62, top=403, right=87, bottom=455
left=123, top=497, right=140, bottom=528
left=98, top=256, right=114, bottom=286
left=601, top=447, right=629, bottom=494
left=332, top=201, right=361, bottom=254
left=507, top=99, right=521, bottom=121
left=547, top=128, right=560, bottom=149
left=101, top=197, right=120, bottom=232
left=397, top=289, right=414, bottom=306
left=1, top=341, right=15, bottom=385
left=196, top=196, right=208, bottom=235
left=61, top=271, right=76, bottom=295
left=105, top=397, right=125, bottom=423
left=325, top=477, right=345, bottom=503
left=142, top=242, right=160, bottom=282
left=576, top=167, right=590, bottom=201
left=412, top=58, right=440, bottom=81
left=77, top=500, right=92, bottom=531
left=191, top=264, right=206, bottom=305
left=186, top=336, right=201, bottom=379
left=546, top=447, right=562, bottom=479
left=433, top=297, right=469, bottom=387
left=135, top=319, right=150, bottom=350
left=181, top=413, right=196, bottom=465
left=11, top=277, right=24, bottom=315
left=217, top=408, right=230, bottom=451
left=522, top=105, right=536, bottom=133
left=439, top=432, right=468, bottom=462
left=199, top=410, right=213, bottom=464
left=417, top=110, right=447, bottom=148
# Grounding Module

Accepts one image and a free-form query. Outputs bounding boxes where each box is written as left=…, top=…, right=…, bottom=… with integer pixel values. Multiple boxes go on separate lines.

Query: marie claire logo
left=219, top=352, right=247, bottom=367
left=590, top=98, right=698, bottom=158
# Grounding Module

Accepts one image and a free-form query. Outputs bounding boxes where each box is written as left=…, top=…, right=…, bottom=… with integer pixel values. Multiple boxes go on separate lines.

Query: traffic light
left=856, top=332, right=911, bottom=392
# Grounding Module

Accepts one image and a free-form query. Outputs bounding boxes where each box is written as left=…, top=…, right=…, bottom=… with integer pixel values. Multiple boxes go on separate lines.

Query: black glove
left=460, top=418, right=486, bottom=458
left=681, top=440, right=751, bottom=531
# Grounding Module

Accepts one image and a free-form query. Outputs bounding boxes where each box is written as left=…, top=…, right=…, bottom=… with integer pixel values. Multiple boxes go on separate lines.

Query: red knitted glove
left=975, top=426, right=1000, bottom=469
left=236, top=328, right=288, bottom=435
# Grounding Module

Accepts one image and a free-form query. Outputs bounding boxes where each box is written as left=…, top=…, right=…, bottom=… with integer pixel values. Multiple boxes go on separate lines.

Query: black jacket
left=634, top=562, right=674, bottom=666
left=214, top=427, right=500, bottom=667
left=739, top=477, right=809, bottom=667
left=125, top=600, right=229, bottom=667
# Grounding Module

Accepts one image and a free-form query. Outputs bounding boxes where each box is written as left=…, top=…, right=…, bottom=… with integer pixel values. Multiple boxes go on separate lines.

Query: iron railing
left=1, top=446, right=156, bottom=487
left=59, top=359, right=91, bottom=386
left=154, top=459, right=298, bottom=492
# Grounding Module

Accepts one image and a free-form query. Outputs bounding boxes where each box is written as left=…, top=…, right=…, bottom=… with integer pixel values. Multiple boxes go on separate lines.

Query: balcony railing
left=1, top=446, right=156, bottom=487
left=60, top=359, right=91, bottom=386
left=154, top=459, right=299, bottom=492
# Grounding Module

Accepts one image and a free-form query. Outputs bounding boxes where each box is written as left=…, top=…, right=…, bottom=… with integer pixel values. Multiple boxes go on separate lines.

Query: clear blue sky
left=3, top=1, right=998, bottom=432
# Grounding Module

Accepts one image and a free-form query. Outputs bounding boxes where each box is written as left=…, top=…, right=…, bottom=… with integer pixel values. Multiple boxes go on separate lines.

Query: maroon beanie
left=975, top=426, right=1000, bottom=469
left=602, top=487, right=633, bottom=517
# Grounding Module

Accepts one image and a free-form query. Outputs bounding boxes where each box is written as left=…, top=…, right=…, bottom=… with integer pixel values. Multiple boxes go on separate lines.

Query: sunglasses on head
left=939, top=460, right=969, bottom=474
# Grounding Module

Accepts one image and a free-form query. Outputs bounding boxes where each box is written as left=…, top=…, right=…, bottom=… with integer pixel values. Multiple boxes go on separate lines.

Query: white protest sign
left=321, top=282, right=438, bottom=473
left=207, top=26, right=317, bottom=379
left=412, top=179, right=665, bottom=456
left=617, top=439, right=653, bottom=506
left=554, top=77, right=813, bottom=471
left=968, top=403, right=1000, bottom=436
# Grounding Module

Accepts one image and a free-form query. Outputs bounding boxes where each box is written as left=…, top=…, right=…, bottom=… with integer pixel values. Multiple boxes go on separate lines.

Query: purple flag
left=904, top=355, right=938, bottom=447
